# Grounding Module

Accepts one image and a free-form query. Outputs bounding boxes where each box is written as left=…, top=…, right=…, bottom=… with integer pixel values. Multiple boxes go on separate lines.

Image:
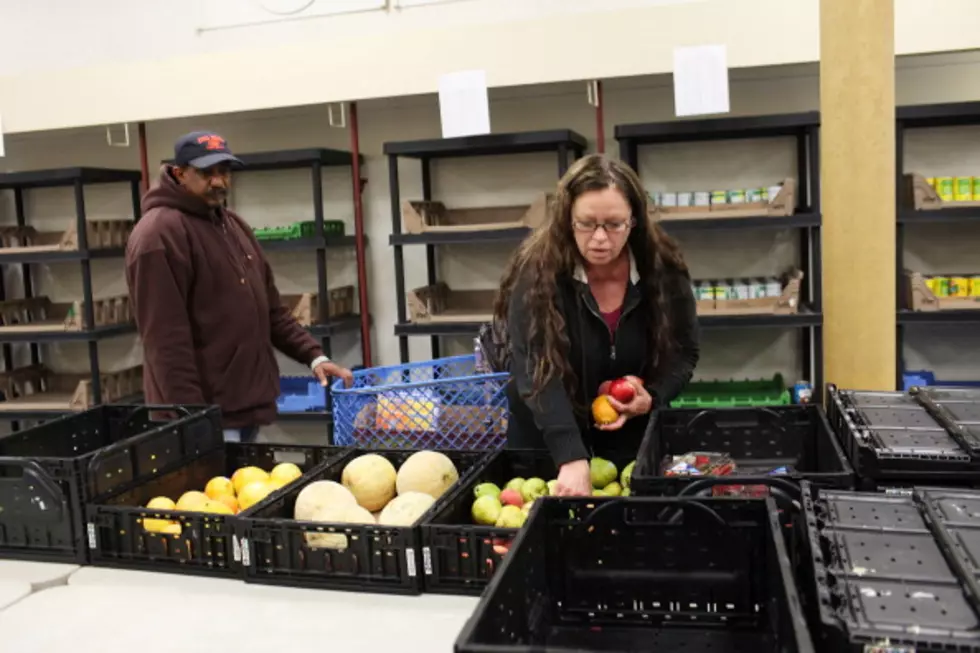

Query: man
left=125, top=131, right=353, bottom=442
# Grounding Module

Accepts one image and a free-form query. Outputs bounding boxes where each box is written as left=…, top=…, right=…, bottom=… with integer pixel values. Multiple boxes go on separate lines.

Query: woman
left=493, top=154, right=699, bottom=496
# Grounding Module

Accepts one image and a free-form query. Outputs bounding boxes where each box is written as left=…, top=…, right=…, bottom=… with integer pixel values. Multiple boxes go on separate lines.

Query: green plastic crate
left=253, top=221, right=346, bottom=241
left=670, top=374, right=791, bottom=408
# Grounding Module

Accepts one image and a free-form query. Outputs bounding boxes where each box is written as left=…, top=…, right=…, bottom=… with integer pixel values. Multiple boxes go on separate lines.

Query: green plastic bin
left=670, top=374, right=791, bottom=408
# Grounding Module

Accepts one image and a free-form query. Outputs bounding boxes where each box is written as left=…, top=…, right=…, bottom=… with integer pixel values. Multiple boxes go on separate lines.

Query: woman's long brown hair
left=493, top=154, right=688, bottom=404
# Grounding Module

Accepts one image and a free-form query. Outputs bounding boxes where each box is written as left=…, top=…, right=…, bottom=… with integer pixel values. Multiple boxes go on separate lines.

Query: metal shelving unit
left=615, top=111, right=824, bottom=392
left=222, top=147, right=372, bottom=423
left=384, top=129, right=588, bottom=364
left=895, top=101, right=980, bottom=388
left=0, top=167, right=143, bottom=425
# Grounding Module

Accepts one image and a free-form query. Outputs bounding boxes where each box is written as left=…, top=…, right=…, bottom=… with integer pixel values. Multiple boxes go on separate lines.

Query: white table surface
left=0, top=559, right=79, bottom=589
left=2, top=566, right=480, bottom=652
left=0, top=580, right=31, bottom=611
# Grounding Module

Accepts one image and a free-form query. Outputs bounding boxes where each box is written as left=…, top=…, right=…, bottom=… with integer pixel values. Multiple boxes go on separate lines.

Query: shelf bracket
left=328, top=103, right=347, bottom=129
left=106, top=124, right=130, bottom=148
left=586, top=80, right=600, bottom=108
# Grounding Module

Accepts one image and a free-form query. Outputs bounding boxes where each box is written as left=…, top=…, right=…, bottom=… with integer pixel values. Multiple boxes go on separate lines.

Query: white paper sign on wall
left=672, top=44, right=730, bottom=117
left=438, top=70, right=491, bottom=139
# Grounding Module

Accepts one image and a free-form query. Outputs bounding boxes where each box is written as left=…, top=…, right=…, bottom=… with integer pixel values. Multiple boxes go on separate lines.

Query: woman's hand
left=598, top=375, right=653, bottom=431
left=556, top=459, right=592, bottom=496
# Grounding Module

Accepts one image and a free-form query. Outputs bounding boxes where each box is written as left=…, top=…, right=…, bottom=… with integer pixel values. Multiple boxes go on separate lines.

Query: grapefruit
left=238, top=480, right=274, bottom=511
left=215, top=493, right=239, bottom=513
left=232, top=466, right=270, bottom=494
left=143, top=496, right=179, bottom=533
left=341, top=453, right=397, bottom=511
left=200, top=500, right=235, bottom=515
left=395, top=450, right=459, bottom=500
left=205, top=476, right=235, bottom=500
left=270, top=462, right=303, bottom=487
left=175, top=491, right=209, bottom=511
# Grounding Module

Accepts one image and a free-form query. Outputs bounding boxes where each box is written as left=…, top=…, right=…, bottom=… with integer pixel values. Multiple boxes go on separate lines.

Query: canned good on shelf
left=695, top=282, right=714, bottom=301
left=970, top=276, right=980, bottom=297
left=732, top=279, right=751, bottom=300
left=677, top=191, right=693, bottom=207
left=926, top=177, right=936, bottom=189
left=647, top=191, right=662, bottom=206
left=715, top=282, right=733, bottom=300
left=932, top=276, right=950, bottom=297
left=954, top=177, right=973, bottom=202
left=973, top=177, right=980, bottom=201
left=728, top=190, right=746, bottom=204
left=661, top=192, right=678, bottom=207
left=765, top=277, right=782, bottom=298
left=766, top=185, right=782, bottom=202
left=750, top=278, right=768, bottom=298
left=710, top=190, right=728, bottom=206
left=693, top=191, right=711, bottom=207
left=935, top=177, right=954, bottom=202
left=950, top=276, right=970, bottom=298
left=745, top=188, right=765, bottom=203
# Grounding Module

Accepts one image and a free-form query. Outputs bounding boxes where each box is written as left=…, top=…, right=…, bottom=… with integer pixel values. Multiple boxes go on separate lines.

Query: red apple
left=598, top=380, right=612, bottom=396
left=609, top=378, right=636, bottom=403
left=499, top=489, right=523, bottom=507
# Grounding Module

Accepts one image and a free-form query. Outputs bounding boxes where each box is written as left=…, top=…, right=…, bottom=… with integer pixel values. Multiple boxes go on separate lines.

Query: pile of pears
left=469, top=458, right=637, bottom=529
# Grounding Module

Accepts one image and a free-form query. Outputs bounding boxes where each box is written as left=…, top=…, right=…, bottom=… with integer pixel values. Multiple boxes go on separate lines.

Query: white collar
left=574, top=249, right=640, bottom=285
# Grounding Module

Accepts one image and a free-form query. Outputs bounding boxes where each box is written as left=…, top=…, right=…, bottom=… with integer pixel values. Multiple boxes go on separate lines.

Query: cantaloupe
left=341, top=453, right=397, bottom=511
left=294, top=480, right=357, bottom=521
left=304, top=503, right=375, bottom=550
left=395, top=451, right=459, bottom=500
left=377, top=491, right=436, bottom=526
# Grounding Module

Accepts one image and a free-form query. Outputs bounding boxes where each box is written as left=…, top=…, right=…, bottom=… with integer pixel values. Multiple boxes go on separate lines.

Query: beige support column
left=820, top=0, right=896, bottom=390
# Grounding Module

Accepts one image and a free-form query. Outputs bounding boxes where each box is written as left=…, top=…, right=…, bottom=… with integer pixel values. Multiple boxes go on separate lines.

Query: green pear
left=547, top=479, right=558, bottom=496
left=473, top=482, right=501, bottom=500
left=495, top=505, right=526, bottom=528
left=592, top=488, right=609, bottom=497
left=521, top=478, right=548, bottom=503
left=603, top=482, right=622, bottom=497
left=504, top=477, right=525, bottom=493
left=472, top=495, right=503, bottom=526
left=621, top=461, right=636, bottom=489
left=590, top=458, right=618, bottom=489
left=621, top=488, right=631, bottom=497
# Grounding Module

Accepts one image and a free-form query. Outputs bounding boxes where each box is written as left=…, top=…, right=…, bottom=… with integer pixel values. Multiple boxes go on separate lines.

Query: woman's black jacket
left=505, top=260, right=700, bottom=466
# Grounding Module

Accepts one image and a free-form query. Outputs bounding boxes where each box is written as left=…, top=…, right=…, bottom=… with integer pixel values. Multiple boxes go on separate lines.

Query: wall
left=2, top=52, right=979, bottom=442
left=3, top=0, right=980, bottom=134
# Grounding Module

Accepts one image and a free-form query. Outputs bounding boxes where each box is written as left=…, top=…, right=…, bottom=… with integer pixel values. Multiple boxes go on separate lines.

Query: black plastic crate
left=238, top=447, right=491, bottom=595
left=800, top=484, right=980, bottom=652
left=455, top=496, right=814, bottom=652
left=0, top=404, right=221, bottom=563
left=632, top=406, right=854, bottom=498
left=421, top=448, right=637, bottom=596
left=86, top=441, right=336, bottom=576
left=828, top=385, right=980, bottom=489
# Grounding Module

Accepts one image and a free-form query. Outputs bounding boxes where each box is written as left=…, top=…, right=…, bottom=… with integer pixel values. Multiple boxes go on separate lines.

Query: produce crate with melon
left=85, top=440, right=336, bottom=576
left=237, top=447, right=490, bottom=594
left=420, top=449, right=637, bottom=595
left=0, top=404, right=221, bottom=564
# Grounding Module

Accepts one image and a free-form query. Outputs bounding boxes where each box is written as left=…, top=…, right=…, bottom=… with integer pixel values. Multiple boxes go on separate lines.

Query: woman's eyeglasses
left=571, top=217, right=635, bottom=233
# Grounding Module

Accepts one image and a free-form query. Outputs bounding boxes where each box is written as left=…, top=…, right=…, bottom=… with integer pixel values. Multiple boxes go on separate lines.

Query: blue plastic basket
left=276, top=376, right=327, bottom=413
left=330, top=355, right=509, bottom=449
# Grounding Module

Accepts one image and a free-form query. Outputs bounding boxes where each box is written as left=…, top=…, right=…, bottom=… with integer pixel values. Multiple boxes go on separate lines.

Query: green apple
left=473, top=482, right=501, bottom=500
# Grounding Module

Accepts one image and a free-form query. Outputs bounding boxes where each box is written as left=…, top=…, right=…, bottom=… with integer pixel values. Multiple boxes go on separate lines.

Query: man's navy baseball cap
left=173, top=131, right=244, bottom=170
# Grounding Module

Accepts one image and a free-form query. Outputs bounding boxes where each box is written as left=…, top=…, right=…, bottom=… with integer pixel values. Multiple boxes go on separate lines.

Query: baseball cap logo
left=196, top=134, right=227, bottom=151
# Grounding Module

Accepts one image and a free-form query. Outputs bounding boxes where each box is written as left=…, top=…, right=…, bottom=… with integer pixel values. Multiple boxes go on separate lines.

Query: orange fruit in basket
left=591, top=395, right=619, bottom=425
left=175, top=491, right=209, bottom=511
left=215, top=493, right=239, bottom=513
left=238, top=480, right=274, bottom=511
left=205, top=476, right=235, bottom=500
left=232, top=467, right=270, bottom=494
left=269, top=463, right=303, bottom=487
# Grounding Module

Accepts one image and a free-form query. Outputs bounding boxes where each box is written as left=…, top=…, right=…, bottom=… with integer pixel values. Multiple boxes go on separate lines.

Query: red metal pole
left=138, top=122, right=150, bottom=193
left=348, top=102, right=373, bottom=367
left=594, top=81, right=606, bottom=154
